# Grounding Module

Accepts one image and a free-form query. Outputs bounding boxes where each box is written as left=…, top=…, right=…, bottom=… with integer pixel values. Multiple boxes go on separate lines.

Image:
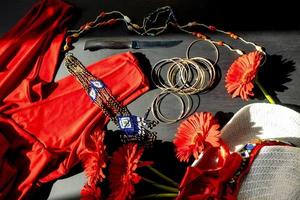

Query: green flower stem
left=136, top=193, right=178, bottom=199
left=146, top=165, right=178, bottom=187
left=142, top=177, right=179, bottom=193
left=254, top=78, right=276, bottom=104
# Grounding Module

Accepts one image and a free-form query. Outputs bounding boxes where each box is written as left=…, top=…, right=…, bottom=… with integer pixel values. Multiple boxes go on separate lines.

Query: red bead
left=84, top=24, right=91, bottom=30
left=216, top=41, right=224, bottom=46
left=208, top=25, right=216, bottom=31
left=106, top=19, right=117, bottom=25
left=87, top=22, right=94, bottom=27
left=99, top=11, right=106, bottom=18
left=196, top=33, right=202, bottom=38
left=196, top=32, right=207, bottom=39
left=66, top=36, right=72, bottom=43
left=96, top=22, right=104, bottom=27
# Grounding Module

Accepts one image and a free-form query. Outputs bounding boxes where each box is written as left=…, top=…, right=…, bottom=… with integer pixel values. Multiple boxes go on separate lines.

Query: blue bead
left=88, top=87, right=97, bottom=101
left=245, top=143, right=255, bottom=150
left=241, top=151, right=249, bottom=158
left=90, top=80, right=104, bottom=89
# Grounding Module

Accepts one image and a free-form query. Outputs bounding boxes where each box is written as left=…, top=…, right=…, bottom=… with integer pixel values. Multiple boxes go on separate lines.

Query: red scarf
left=0, top=1, right=149, bottom=199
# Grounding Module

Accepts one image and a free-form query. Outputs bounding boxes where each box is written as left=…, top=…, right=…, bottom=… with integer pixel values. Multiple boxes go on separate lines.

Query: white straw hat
left=221, top=103, right=300, bottom=200
left=222, top=103, right=300, bottom=151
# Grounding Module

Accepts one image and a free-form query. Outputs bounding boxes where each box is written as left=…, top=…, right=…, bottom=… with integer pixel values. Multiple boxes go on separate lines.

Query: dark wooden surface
left=1, top=1, right=300, bottom=199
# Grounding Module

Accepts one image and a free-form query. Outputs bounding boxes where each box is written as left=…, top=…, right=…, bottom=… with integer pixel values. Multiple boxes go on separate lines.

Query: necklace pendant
left=117, top=115, right=157, bottom=144
left=117, top=115, right=139, bottom=135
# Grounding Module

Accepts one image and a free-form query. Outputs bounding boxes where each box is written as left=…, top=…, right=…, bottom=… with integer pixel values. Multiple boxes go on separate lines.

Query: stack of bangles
left=149, top=39, right=219, bottom=123
left=151, top=40, right=218, bottom=95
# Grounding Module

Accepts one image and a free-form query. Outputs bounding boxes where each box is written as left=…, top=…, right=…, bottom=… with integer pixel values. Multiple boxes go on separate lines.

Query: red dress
left=0, top=0, right=149, bottom=199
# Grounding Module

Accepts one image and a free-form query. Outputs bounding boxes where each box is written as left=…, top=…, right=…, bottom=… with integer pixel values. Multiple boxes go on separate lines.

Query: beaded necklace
left=63, top=6, right=267, bottom=140
left=63, top=6, right=265, bottom=56
left=64, top=53, right=158, bottom=144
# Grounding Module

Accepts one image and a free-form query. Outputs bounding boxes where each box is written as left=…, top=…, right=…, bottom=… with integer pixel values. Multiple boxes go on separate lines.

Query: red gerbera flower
left=225, top=51, right=264, bottom=100
left=107, top=143, right=145, bottom=200
left=80, top=183, right=102, bottom=200
left=80, top=130, right=106, bottom=186
left=173, top=112, right=221, bottom=162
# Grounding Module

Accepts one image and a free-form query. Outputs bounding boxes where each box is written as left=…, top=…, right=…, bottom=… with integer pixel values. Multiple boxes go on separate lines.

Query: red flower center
left=241, top=70, right=253, bottom=84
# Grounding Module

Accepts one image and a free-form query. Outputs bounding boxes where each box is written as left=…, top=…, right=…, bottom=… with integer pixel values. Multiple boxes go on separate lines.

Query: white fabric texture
left=238, top=146, right=300, bottom=200
left=220, top=103, right=300, bottom=200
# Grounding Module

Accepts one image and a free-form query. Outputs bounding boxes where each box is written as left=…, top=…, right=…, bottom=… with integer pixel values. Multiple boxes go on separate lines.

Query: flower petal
left=173, top=112, right=222, bottom=162
left=107, top=143, right=145, bottom=200
left=225, top=51, right=263, bottom=101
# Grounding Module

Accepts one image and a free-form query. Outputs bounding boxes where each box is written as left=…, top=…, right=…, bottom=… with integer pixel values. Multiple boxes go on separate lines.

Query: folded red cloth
left=0, top=1, right=150, bottom=199
left=176, top=141, right=292, bottom=200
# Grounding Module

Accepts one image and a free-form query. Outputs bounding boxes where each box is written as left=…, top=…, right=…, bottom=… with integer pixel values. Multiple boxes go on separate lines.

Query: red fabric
left=176, top=141, right=242, bottom=200
left=0, top=1, right=149, bottom=199
left=176, top=141, right=292, bottom=200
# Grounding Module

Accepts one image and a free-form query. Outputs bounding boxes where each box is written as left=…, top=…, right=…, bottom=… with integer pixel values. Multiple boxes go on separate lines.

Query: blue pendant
left=117, top=115, right=141, bottom=135
left=91, top=80, right=104, bottom=88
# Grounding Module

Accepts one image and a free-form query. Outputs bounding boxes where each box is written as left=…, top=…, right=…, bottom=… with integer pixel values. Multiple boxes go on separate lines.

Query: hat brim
left=221, top=103, right=300, bottom=151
